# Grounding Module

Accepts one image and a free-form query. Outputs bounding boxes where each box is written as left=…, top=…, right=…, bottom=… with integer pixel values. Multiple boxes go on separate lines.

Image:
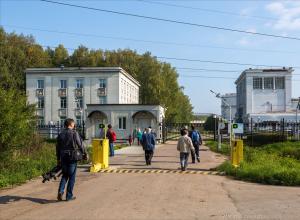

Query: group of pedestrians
left=55, top=119, right=201, bottom=201
left=177, top=125, right=202, bottom=171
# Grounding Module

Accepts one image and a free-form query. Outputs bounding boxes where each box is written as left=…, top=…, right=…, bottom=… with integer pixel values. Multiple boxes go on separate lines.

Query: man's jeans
left=145, top=150, right=154, bottom=165
left=191, top=142, right=200, bottom=162
left=180, top=152, right=189, bottom=170
left=58, top=160, right=77, bottom=200
left=109, top=142, right=114, bottom=157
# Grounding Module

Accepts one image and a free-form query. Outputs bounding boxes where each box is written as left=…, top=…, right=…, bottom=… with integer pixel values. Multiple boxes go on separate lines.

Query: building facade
left=235, top=67, right=297, bottom=122
left=26, top=67, right=165, bottom=141
left=220, top=93, right=237, bottom=122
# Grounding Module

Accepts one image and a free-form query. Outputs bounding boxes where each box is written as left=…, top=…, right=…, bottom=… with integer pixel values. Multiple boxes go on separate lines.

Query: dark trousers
left=191, top=142, right=200, bottom=162
left=180, top=152, right=189, bottom=170
left=58, top=159, right=77, bottom=200
left=109, top=142, right=114, bottom=157
left=145, top=150, right=154, bottom=165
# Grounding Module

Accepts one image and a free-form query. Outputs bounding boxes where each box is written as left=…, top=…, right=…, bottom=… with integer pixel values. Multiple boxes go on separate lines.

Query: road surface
left=1, top=141, right=300, bottom=220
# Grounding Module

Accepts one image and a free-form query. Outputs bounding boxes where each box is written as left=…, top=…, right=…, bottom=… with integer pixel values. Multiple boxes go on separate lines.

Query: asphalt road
left=1, top=141, right=300, bottom=220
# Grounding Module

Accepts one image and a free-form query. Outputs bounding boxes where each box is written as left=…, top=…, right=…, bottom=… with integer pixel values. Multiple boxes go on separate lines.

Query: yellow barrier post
left=231, top=139, right=243, bottom=167
left=90, top=127, right=109, bottom=172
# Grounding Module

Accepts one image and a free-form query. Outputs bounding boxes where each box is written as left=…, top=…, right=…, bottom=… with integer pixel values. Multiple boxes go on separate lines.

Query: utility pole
left=210, top=90, right=232, bottom=147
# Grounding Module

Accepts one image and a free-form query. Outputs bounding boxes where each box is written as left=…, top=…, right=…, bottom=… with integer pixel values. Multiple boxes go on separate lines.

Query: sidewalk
left=111, top=141, right=226, bottom=171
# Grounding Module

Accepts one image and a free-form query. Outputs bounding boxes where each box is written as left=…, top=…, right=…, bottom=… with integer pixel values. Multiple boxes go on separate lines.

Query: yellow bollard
left=90, top=138, right=109, bottom=172
left=231, top=139, right=243, bottom=167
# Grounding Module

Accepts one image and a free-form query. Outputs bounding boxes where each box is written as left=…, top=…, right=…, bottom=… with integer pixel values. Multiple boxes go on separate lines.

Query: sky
left=1, top=0, right=300, bottom=114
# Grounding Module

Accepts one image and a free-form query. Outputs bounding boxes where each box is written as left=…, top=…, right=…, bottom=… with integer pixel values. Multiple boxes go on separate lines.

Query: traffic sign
left=232, top=123, right=244, bottom=134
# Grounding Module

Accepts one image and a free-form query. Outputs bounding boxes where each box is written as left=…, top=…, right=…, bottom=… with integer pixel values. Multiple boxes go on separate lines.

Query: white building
left=26, top=67, right=165, bottom=141
left=220, top=93, right=237, bottom=122
left=235, top=67, right=298, bottom=122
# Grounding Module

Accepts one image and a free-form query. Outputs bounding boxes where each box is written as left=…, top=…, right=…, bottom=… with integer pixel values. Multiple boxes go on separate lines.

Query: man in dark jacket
left=141, top=127, right=156, bottom=165
left=56, top=118, right=87, bottom=201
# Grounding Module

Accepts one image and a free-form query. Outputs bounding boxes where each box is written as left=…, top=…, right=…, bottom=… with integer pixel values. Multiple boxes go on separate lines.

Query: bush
left=245, top=133, right=286, bottom=146
left=0, top=142, right=56, bottom=188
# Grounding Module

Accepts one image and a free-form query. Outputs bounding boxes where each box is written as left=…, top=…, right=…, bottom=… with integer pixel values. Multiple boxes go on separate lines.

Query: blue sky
left=1, top=0, right=300, bottom=114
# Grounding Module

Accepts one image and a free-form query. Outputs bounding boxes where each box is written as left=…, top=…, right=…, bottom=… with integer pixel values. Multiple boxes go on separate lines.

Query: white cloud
left=266, top=1, right=300, bottom=31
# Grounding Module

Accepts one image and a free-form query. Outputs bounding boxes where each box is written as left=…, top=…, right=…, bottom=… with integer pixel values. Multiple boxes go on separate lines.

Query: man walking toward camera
left=56, top=118, right=88, bottom=201
left=142, top=127, right=156, bottom=165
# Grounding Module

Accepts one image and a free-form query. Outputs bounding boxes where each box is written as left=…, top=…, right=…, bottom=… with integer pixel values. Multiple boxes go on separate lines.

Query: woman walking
left=177, top=128, right=195, bottom=171
left=137, top=128, right=143, bottom=146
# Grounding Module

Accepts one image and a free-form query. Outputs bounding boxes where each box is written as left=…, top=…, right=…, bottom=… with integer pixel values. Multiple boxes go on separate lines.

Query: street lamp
left=210, top=90, right=232, bottom=147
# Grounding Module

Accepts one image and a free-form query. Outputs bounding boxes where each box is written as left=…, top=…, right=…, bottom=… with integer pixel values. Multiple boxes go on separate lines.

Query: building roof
left=235, top=67, right=293, bottom=85
left=25, top=67, right=140, bottom=86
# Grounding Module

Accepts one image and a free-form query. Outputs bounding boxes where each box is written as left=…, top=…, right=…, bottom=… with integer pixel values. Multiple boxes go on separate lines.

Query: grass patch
left=0, top=143, right=56, bottom=188
left=208, top=140, right=300, bottom=186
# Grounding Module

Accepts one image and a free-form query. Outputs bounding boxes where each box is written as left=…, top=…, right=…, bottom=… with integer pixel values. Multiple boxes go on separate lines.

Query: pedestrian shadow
left=0, top=195, right=57, bottom=205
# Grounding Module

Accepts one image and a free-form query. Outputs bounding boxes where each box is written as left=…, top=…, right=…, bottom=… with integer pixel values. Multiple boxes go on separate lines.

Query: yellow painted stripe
left=97, top=168, right=223, bottom=175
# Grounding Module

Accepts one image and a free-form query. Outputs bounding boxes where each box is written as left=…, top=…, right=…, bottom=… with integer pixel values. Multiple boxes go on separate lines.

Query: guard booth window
left=118, top=117, right=126, bottom=130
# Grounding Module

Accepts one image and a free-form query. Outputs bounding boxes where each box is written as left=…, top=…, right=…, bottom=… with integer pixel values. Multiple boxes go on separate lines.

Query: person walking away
left=177, top=128, right=195, bottom=171
left=56, top=118, right=88, bottom=201
left=189, top=125, right=202, bottom=163
left=137, top=128, right=142, bottom=146
left=141, top=127, right=156, bottom=165
left=106, top=124, right=117, bottom=157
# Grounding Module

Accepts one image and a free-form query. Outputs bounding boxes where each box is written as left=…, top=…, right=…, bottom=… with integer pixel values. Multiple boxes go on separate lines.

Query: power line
left=179, top=74, right=300, bottom=81
left=40, top=0, right=300, bottom=41
left=157, top=56, right=300, bottom=69
left=137, top=0, right=277, bottom=21
left=4, top=24, right=297, bottom=55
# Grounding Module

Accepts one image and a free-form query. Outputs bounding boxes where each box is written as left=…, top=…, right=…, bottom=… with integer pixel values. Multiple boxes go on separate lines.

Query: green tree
left=53, top=44, right=69, bottom=67
left=0, top=87, right=36, bottom=154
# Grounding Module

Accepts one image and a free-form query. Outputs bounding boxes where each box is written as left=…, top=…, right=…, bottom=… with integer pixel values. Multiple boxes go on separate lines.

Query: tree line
left=0, top=27, right=193, bottom=153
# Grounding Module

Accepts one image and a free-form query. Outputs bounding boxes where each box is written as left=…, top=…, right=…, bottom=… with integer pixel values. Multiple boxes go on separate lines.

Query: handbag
left=71, top=132, right=83, bottom=161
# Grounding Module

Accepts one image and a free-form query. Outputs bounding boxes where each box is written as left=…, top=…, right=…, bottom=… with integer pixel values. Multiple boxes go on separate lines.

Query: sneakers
left=57, top=192, right=63, bottom=201
left=66, top=196, right=76, bottom=202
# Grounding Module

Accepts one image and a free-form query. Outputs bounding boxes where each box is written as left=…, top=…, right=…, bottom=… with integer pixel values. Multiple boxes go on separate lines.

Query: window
left=76, top=79, right=83, bottom=88
left=76, top=116, right=82, bottom=126
left=264, top=77, right=274, bottom=89
left=60, top=97, right=67, bottom=109
left=60, top=117, right=66, bottom=127
left=253, top=77, right=262, bottom=89
left=37, top=80, right=44, bottom=89
left=75, top=97, right=83, bottom=108
left=99, top=96, right=107, bottom=104
left=275, top=77, right=285, bottom=89
left=37, top=117, right=45, bottom=126
left=118, top=117, right=126, bottom=130
left=37, top=97, right=44, bottom=108
left=60, top=80, right=67, bottom=89
left=99, top=79, right=106, bottom=88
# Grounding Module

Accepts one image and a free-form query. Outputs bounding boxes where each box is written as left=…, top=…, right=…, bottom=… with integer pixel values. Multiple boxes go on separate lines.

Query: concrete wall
left=85, top=105, right=164, bottom=141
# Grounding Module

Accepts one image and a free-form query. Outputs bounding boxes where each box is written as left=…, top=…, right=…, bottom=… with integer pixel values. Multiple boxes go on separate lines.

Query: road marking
left=97, top=169, right=224, bottom=175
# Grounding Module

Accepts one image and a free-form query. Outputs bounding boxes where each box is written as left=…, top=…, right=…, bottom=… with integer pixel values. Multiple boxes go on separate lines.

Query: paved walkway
left=1, top=141, right=300, bottom=220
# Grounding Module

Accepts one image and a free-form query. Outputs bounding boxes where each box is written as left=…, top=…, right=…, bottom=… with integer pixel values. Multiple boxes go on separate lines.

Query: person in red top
left=106, top=124, right=116, bottom=157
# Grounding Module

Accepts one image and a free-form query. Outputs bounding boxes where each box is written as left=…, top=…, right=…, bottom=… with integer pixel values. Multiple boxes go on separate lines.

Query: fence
left=36, top=121, right=85, bottom=139
left=163, top=119, right=300, bottom=146
left=242, top=119, right=300, bottom=146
